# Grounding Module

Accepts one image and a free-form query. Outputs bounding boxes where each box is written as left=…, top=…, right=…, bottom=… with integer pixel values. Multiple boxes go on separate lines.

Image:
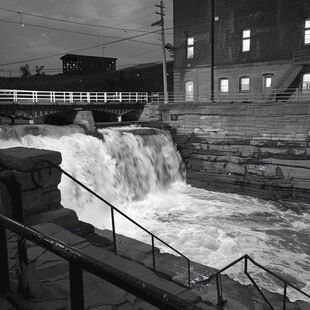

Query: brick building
left=60, top=54, right=117, bottom=74
left=173, top=0, right=310, bottom=101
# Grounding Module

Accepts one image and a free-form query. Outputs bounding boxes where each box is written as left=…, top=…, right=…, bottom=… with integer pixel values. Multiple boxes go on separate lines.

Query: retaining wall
left=163, top=101, right=310, bottom=201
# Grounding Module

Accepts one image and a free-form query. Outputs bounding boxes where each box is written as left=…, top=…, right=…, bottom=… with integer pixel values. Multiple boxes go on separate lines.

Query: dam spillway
left=0, top=124, right=309, bottom=303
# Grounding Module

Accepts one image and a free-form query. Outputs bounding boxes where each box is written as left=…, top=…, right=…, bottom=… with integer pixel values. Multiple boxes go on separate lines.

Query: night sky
left=0, top=0, right=173, bottom=77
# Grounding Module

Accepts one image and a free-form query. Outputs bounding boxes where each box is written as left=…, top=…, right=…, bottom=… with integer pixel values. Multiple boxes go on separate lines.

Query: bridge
left=0, top=89, right=148, bottom=123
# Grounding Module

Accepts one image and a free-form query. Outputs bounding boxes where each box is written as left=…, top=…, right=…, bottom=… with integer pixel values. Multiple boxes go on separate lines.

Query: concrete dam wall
left=163, top=101, right=310, bottom=201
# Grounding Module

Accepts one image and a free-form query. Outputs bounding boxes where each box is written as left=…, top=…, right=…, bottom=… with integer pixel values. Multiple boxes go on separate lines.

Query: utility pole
left=210, top=0, right=215, bottom=101
left=152, top=1, right=168, bottom=104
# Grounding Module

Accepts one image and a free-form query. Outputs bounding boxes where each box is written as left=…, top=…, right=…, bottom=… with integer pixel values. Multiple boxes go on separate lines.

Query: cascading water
left=0, top=124, right=309, bottom=302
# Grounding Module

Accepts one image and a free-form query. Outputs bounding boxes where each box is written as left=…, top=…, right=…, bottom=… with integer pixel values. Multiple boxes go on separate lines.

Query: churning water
left=0, top=125, right=309, bottom=302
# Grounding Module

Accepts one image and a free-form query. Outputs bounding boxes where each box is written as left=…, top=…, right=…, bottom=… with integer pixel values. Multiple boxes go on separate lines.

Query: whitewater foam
left=0, top=124, right=309, bottom=302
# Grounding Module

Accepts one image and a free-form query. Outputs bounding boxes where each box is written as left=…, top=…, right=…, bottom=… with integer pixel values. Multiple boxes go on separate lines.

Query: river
left=0, top=124, right=309, bottom=302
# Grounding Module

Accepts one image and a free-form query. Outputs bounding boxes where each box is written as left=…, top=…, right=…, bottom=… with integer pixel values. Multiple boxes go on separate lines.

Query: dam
left=0, top=124, right=309, bottom=308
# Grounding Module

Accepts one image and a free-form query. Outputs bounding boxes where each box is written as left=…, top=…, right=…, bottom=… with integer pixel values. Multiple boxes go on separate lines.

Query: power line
left=118, top=47, right=162, bottom=61
left=0, top=19, right=162, bottom=46
left=0, top=7, right=151, bottom=33
left=0, top=27, right=173, bottom=66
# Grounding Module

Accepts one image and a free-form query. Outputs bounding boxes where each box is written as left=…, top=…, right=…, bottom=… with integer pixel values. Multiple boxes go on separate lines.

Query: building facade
left=60, top=54, right=117, bottom=75
left=173, top=0, right=310, bottom=101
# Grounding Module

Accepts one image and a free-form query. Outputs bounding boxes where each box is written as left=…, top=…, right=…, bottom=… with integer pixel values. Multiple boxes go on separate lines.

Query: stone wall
left=163, top=101, right=310, bottom=201
left=0, top=147, right=78, bottom=226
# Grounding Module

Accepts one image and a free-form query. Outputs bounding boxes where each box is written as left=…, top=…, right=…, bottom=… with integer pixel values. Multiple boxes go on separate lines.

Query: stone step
left=1, top=222, right=214, bottom=310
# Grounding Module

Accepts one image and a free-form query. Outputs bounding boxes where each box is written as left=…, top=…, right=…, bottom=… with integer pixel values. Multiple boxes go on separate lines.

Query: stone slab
left=0, top=147, right=61, bottom=172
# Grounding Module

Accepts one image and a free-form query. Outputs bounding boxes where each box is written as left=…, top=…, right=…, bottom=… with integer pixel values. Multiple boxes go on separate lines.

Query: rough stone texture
left=0, top=147, right=61, bottom=172
left=0, top=147, right=63, bottom=218
left=0, top=223, right=215, bottom=310
left=73, top=110, right=96, bottom=132
left=1, top=216, right=309, bottom=310
left=164, top=101, right=310, bottom=202
left=139, top=102, right=162, bottom=122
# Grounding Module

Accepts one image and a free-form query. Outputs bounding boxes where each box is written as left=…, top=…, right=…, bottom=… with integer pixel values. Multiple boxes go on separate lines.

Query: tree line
left=19, top=64, right=45, bottom=77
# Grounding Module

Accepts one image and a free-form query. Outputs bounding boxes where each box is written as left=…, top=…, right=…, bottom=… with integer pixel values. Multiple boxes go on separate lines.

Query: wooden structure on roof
left=60, top=54, right=117, bottom=74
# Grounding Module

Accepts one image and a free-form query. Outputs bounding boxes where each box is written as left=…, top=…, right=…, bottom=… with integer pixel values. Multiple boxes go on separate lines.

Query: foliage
left=35, top=65, right=45, bottom=76
left=20, top=64, right=31, bottom=77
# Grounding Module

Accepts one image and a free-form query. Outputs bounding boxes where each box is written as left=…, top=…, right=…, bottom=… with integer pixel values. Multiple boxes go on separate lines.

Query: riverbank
left=0, top=128, right=309, bottom=309
left=163, top=101, right=310, bottom=202
left=2, top=208, right=310, bottom=310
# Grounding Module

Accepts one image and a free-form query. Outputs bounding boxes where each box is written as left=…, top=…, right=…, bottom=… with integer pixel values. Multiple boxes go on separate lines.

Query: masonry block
left=0, top=147, right=66, bottom=220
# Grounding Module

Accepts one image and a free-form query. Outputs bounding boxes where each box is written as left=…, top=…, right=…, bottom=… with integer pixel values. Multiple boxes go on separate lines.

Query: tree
left=35, top=65, right=45, bottom=76
left=20, top=64, right=31, bottom=77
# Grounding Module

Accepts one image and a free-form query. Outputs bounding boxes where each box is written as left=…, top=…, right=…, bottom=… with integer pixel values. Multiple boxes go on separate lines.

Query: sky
left=0, top=0, right=173, bottom=77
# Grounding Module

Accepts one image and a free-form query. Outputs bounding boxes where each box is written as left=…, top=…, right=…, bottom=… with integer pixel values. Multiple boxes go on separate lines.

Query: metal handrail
left=0, top=89, right=148, bottom=104
left=197, top=254, right=310, bottom=309
left=0, top=214, right=200, bottom=310
left=151, top=87, right=310, bottom=103
left=31, top=160, right=192, bottom=288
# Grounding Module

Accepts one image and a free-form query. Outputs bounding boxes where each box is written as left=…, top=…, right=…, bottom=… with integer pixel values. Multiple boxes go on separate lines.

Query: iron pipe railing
left=31, top=160, right=192, bottom=288
left=0, top=214, right=201, bottom=310
left=197, top=254, right=310, bottom=309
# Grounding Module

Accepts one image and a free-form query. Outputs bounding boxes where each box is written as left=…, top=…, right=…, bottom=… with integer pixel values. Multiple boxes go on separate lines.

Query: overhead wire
left=0, top=26, right=173, bottom=66
left=0, top=19, right=162, bottom=46
left=0, top=1, right=174, bottom=69
left=0, top=7, right=152, bottom=33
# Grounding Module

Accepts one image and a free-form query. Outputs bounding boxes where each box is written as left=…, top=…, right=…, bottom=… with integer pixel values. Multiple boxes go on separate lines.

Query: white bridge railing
left=1, top=88, right=310, bottom=104
left=0, top=89, right=148, bottom=104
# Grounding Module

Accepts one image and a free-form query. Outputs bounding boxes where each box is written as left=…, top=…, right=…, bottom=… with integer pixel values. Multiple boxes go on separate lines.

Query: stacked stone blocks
left=0, top=147, right=63, bottom=218
left=166, top=101, right=310, bottom=201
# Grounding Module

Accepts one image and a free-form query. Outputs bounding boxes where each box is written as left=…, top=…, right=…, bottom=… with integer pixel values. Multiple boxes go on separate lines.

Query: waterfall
left=0, top=124, right=184, bottom=227
left=0, top=124, right=309, bottom=303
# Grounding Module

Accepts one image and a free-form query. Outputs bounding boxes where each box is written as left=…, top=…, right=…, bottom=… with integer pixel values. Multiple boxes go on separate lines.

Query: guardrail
left=1, top=88, right=310, bottom=105
left=0, top=214, right=199, bottom=310
left=0, top=89, right=148, bottom=104
left=0, top=160, right=196, bottom=309
left=151, top=88, right=310, bottom=103
left=51, top=161, right=192, bottom=288
left=197, top=254, right=310, bottom=309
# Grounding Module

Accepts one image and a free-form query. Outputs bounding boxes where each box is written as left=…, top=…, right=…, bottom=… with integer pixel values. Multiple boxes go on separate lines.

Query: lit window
left=302, top=73, right=310, bottom=92
left=305, top=20, right=310, bottom=45
left=240, top=77, right=250, bottom=92
left=265, top=76, right=272, bottom=88
left=185, top=81, right=194, bottom=101
left=242, top=29, right=251, bottom=52
left=219, top=78, right=229, bottom=93
left=187, top=37, right=194, bottom=59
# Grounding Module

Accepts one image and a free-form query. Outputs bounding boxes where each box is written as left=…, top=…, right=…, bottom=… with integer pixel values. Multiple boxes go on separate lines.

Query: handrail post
left=283, top=283, right=287, bottom=310
left=187, top=260, right=191, bottom=288
left=151, top=235, right=156, bottom=270
left=13, top=90, right=18, bottom=102
left=6, top=173, right=31, bottom=298
left=69, top=260, right=84, bottom=310
left=111, top=208, right=117, bottom=254
left=0, top=226, right=9, bottom=293
left=216, top=274, right=224, bottom=306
